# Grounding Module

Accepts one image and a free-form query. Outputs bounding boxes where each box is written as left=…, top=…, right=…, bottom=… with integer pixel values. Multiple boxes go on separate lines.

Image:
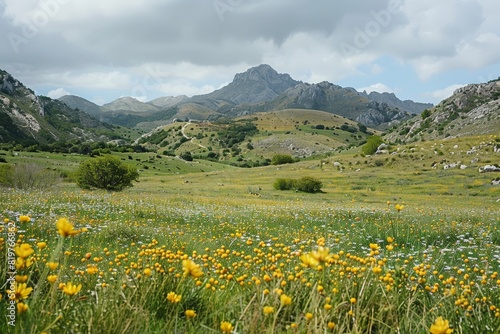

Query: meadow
left=1, top=134, right=499, bottom=333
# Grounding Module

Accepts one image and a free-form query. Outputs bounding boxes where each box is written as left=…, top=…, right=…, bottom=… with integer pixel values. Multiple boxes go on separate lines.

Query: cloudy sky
left=1, top=0, right=499, bottom=106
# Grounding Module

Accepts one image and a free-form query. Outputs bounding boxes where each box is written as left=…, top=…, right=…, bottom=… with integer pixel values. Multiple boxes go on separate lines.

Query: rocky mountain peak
left=192, top=64, right=299, bottom=105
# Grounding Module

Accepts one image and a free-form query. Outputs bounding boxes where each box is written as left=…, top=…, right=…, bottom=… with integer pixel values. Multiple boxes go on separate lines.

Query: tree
left=76, top=155, right=139, bottom=191
left=271, top=154, right=294, bottom=165
left=180, top=151, right=193, bottom=161
left=362, top=135, right=383, bottom=155
left=295, top=177, right=323, bottom=193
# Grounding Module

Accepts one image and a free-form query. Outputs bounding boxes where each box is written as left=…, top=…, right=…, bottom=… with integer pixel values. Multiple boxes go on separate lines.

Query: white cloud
left=47, top=87, right=71, bottom=99
left=424, top=84, right=467, bottom=103
left=358, top=83, right=394, bottom=94
left=1, top=0, right=499, bottom=103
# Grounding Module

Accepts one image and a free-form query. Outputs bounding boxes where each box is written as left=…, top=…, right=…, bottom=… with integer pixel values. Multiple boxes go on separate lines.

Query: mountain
left=59, top=95, right=102, bottom=116
left=192, top=64, right=299, bottom=105
left=0, top=69, right=119, bottom=146
left=55, top=65, right=431, bottom=130
left=101, top=96, right=159, bottom=113
left=224, top=81, right=411, bottom=127
left=385, top=78, right=500, bottom=142
left=148, top=95, right=189, bottom=108
left=182, top=65, right=425, bottom=128
left=360, top=91, right=433, bottom=114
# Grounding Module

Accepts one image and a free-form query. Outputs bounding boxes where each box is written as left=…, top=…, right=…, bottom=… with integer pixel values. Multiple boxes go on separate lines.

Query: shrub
left=273, top=178, right=295, bottom=190
left=76, top=155, right=139, bottom=191
left=295, top=176, right=323, bottom=193
left=273, top=177, right=322, bottom=193
left=421, top=109, right=432, bottom=119
left=180, top=151, right=193, bottom=161
left=362, top=136, right=383, bottom=155
left=271, top=154, right=294, bottom=165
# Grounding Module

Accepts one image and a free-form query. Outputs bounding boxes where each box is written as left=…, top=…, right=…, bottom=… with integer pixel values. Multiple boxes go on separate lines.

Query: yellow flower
left=15, top=275, right=28, bottom=283
left=395, top=204, right=404, bottom=212
left=350, top=297, right=357, bottom=304
left=19, top=215, right=31, bottom=223
left=8, top=283, right=33, bottom=301
left=300, top=253, right=319, bottom=268
left=220, top=321, right=233, bottom=334
left=86, top=266, right=99, bottom=275
left=47, top=262, right=59, bottom=270
left=166, top=292, right=182, bottom=303
left=15, top=243, right=34, bottom=259
left=386, top=236, right=394, bottom=243
left=430, top=316, right=453, bottom=334
left=263, top=306, right=274, bottom=315
left=17, top=302, right=29, bottom=313
left=328, top=321, right=336, bottom=330
left=37, top=241, right=47, bottom=250
left=56, top=218, right=81, bottom=238
left=369, top=243, right=380, bottom=251
left=62, top=282, right=82, bottom=296
left=143, top=268, right=152, bottom=276
left=280, top=294, right=292, bottom=306
left=305, top=312, right=313, bottom=321
left=182, top=259, right=203, bottom=278
left=47, top=275, right=58, bottom=283
left=185, top=309, right=196, bottom=319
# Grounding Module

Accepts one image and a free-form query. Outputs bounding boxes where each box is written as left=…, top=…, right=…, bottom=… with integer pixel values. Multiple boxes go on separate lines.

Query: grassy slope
left=2, top=133, right=498, bottom=210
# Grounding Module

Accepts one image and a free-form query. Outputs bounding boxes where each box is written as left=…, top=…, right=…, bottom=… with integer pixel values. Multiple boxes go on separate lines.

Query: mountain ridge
left=56, top=64, right=432, bottom=130
left=0, top=70, right=121, bottom=146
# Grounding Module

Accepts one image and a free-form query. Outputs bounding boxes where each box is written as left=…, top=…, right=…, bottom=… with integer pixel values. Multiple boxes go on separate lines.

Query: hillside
left=0, top=69, right=126, bottom=147
left=386, top=79, right=500, bottom=143
left=58, top=95, right=102, bottom=117
left=135, top=109, right=377, bottom=167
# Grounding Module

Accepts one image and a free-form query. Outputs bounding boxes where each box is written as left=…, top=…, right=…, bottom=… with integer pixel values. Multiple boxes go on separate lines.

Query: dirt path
left=181, top=122, right=207, bottom=149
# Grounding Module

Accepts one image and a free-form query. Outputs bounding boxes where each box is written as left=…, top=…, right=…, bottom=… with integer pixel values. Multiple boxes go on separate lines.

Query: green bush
left=362, top=135, right=383, bottom=155
left=180, top=151, right=193, bottom=161
left=295, top=176, right=323, bottom=193
left=76, top=155, right=139, bottom=191
left=273, top=177, right=322, bottom=193
left=273, top=178, right=295, bottom=190
left=271, top=154, right=294, bottom=165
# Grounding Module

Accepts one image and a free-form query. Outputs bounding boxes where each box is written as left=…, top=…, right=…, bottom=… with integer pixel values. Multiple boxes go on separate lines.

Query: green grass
left=0, top=134, right=499, bottom=333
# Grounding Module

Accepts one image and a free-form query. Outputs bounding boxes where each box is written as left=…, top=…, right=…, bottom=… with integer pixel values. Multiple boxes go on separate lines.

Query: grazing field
left=1, top=135, right=499, bottom=333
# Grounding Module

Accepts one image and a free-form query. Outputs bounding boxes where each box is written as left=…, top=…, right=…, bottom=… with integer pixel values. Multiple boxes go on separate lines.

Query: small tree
left=295, top=176, right=323, bottom=193
left=273, top=178, right=295, bottom=190
left=362, top=135, right=383, bottom=155
left=180, top=151, right=193, bottom=161
left=271, top=154, right=294, bottom=165
left=76, top=155, right=139, bottom=191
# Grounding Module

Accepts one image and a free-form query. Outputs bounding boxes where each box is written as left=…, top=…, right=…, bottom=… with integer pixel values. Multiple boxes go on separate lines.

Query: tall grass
left=1, top=187, right=499, bottom=333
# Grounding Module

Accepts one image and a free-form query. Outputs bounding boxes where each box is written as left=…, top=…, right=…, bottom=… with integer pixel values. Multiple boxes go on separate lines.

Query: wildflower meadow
left=1, top=183, right=499, bottom=333
left=1, top=135, right=500, bottom=333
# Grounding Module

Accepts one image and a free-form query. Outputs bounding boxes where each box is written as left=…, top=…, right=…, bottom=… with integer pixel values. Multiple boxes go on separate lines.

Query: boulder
left=479, top=165, right=500, bottom=173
